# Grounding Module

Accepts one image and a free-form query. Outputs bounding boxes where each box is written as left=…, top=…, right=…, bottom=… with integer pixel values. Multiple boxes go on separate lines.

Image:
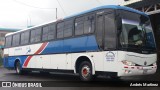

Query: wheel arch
left=74, top=54, right=95, bottom=75
left=14, top=58, right=22, bottom=69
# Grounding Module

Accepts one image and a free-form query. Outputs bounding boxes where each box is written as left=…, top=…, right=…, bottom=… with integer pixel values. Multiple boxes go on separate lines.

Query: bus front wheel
left=79, top=61, right=93, bottom=81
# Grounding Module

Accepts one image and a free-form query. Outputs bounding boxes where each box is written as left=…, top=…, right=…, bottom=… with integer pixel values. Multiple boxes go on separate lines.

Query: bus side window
left=104, top=13, right=116, bottom=50
left=64, top=20, right=73, bottom=38
left=35, top=28, right=42, bottom=42
left=5, top=36, right=12, bottom=48
left=30, top=28, right=42, bottom=43
left=30, top=29, right=36, bottom=43
left=75, top=17, right=84, bottom=36
left=42, top=26, right=49, bottom=41
left=48, top=24, right=56, bottom=40
left=25, top=31, right=29, bottom=44
left=84, top=14, right=95, bottom=34
left=12, top=34, right=20, bottom=46
left=21, top=31, right=29, bottom=45
left=96, top=15, right=104, bottom=49
left=21, top=32, right=25, bottom=44
left=57, top=22, right=64, bottom=39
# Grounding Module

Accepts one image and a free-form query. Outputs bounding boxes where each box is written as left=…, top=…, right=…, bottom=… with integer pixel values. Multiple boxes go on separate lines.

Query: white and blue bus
left=3, top=5, right=157, bottom=81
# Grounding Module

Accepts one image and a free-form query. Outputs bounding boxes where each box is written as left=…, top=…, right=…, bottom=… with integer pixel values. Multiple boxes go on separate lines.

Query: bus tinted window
left=42, top=26, right=49, bottom=41
left=48, top=24, right=56, bottom=40
left=64, top=20, right=73, bottom=37
left=96, top=15, right=103, bottom=48
left=5, top=36, right=12, bottom=48
left=12, top=34, right=20, bottom=46
left=104, top=13, right=116, bottom=49
left=75, top=17, right=84, bottom=35
left=21, top=31, right=29, bottom=45
left=30, top=30, right=35, bottom=43
left=57, top=22, right=64, bottom=39
left=84, top=14, right=95, bottom=34
left=42, top=24, right=56, bottom=41
left=30, top=28, right=42, bottom=43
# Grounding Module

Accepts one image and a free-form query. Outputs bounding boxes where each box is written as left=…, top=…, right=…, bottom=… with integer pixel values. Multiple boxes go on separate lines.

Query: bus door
left=96, top=11, right=106, bottom=71
left=96, top=11, right=105, bottom=50
left=96, top=10, right=117, bottom=72
left=103, top=12, right=117, bottom=72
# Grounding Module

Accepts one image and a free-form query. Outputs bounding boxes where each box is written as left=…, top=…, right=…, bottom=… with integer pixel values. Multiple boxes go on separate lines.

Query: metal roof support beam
left=142, top=7, right=145, bottom=12
left=147, top=9, right=160, bottom=15
left=145, top=5, right=153, bottom=13
left=154, top=4, right=157, bottom=11
left=128, top=3, right=160, bottom=15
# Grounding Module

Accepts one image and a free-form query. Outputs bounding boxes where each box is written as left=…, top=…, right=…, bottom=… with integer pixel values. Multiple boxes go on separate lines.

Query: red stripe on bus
left=34, top=42, right=48, bottom=54
left=23, top=56, right=33, bottom=67
left=23, top=42, right=48, bottom=67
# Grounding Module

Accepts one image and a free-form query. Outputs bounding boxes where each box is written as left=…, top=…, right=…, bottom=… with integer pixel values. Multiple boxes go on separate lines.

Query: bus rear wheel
left=15, top=61, right=22, bottom=74
left=15, top=61, right=28, bottom=75
left=79, top=61, right=93, bottom=81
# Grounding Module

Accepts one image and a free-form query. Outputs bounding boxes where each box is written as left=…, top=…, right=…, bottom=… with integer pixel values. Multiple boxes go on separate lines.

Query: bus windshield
left=119, top=10, right=156, bottom=53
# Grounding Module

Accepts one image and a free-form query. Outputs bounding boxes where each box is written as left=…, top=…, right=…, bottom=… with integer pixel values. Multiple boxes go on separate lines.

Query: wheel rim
left=81, top=65, right=91, bottom=79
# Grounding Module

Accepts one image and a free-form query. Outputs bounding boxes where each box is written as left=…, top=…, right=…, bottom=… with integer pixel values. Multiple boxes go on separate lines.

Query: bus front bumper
left=118, top=65, right=157, bottom=76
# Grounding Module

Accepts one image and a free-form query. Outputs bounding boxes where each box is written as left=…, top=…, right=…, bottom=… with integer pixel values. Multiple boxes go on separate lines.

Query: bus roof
left=65, top=5, right=148, bottom=19
left=6, top=5, right=147, bottom=36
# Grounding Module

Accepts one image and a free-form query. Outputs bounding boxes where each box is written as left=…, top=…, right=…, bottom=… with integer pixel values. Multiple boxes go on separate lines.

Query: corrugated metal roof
left=125, top=0, right=160, bottom=8
left=122, top=0, right=142, bottom=6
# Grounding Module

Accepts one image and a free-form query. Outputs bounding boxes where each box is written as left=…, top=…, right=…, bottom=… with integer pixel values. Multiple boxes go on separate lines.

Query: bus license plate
left=143, top=69, right=148, bottom=74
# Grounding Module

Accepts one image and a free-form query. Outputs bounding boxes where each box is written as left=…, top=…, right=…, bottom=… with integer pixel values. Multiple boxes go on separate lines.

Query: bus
left=3, top=5, right=157, bottom=81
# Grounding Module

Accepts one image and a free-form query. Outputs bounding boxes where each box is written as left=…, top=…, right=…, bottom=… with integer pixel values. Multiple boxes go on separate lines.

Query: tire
left=15, top=61, right=22, bottom=74
left=79, top=61, right=93, bottom=81
left=15, top=61, right=29, bottom=75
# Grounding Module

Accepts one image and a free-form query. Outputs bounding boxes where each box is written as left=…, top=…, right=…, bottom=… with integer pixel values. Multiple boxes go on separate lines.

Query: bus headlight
left=122, top=60, right=136, bottom=66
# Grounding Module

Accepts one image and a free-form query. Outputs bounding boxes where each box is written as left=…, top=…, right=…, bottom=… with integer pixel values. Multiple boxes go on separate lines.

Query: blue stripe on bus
left=41, top=35, right=99, bottom=54
left=4, top=35, right=99, bottom=68
left=4, top=56, right=27, bottom=69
